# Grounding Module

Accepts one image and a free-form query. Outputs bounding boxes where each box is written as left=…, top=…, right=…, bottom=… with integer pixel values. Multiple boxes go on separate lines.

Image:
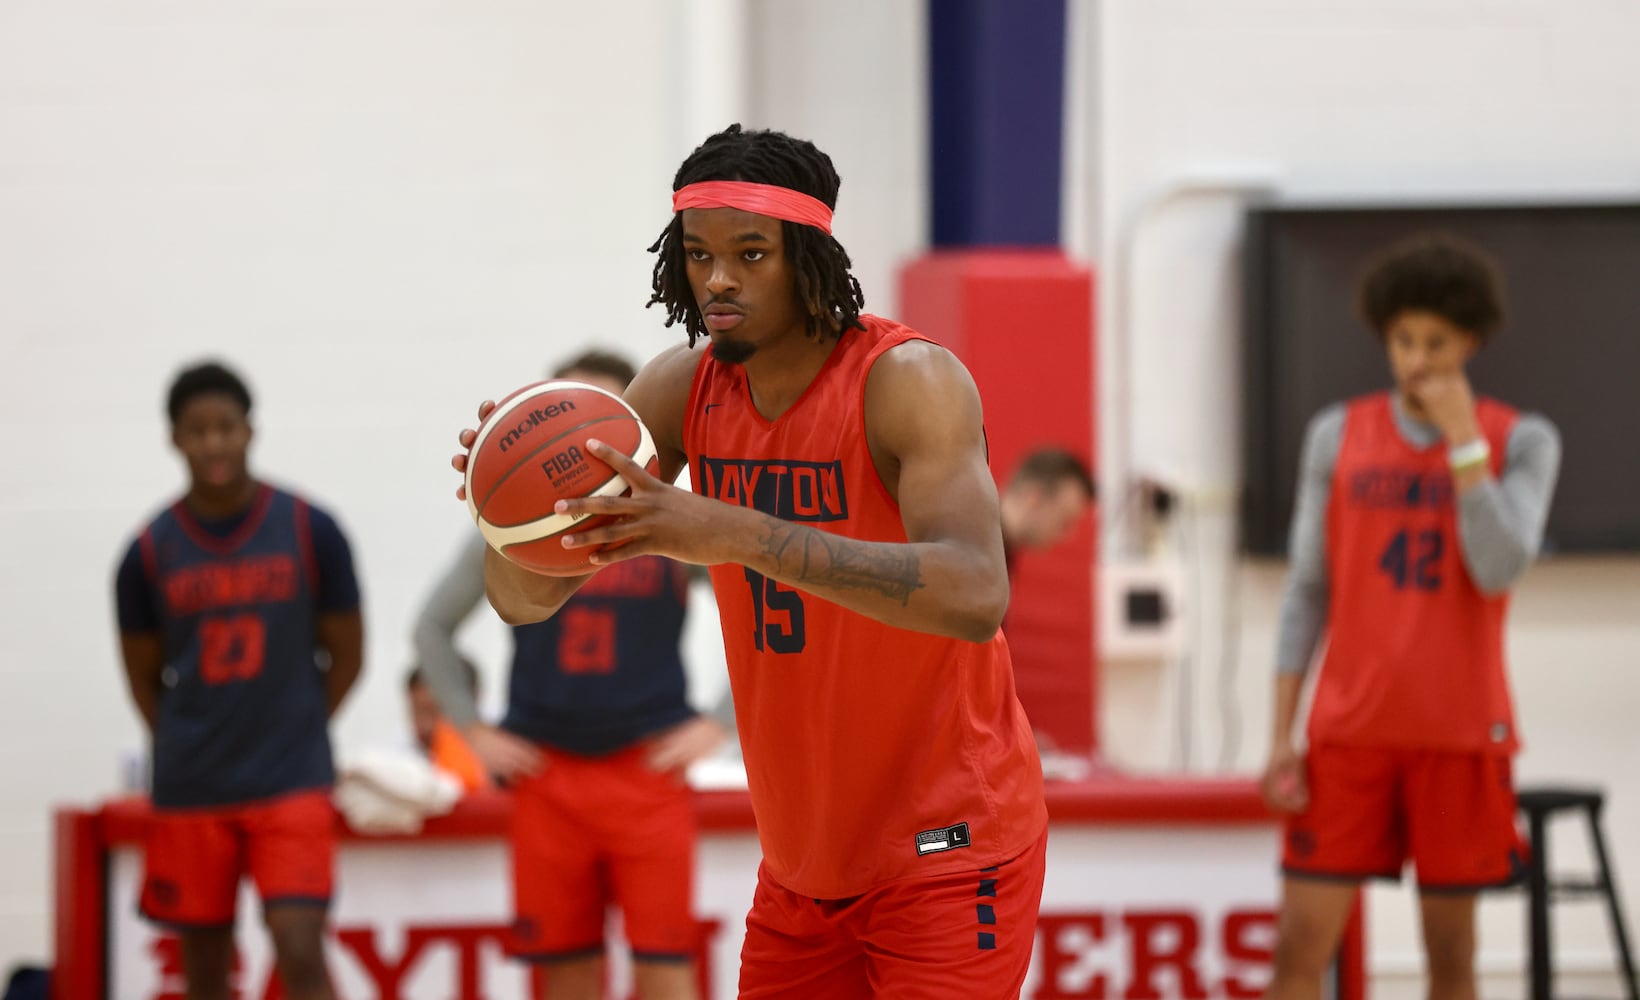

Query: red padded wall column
left=898, top=250, right=1098, bottom=753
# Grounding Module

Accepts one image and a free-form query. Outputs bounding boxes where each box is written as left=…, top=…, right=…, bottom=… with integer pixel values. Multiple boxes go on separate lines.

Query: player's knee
left=273, top=951, right=330, bottom=996
left=266, top=915, right=330, bottom=993
left=1271, top=911, right=1340, bottom=977
left=1422, top=923, right=1476, bottom=980
left=184, top=977, right=233, bottom=1000
left=179, top=928, right=235, bottom=1000
left=632, top=959, right=699, bottom=1000
left=537, top=956, right=604, bottom=1000
left=1420, top=896, right=1477, bottom=980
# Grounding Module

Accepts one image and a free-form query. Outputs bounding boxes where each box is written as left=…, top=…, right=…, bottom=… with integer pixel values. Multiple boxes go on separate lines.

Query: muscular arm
left=119, top=633, right=165, bottom=732
left=114, top=540, right=164, bottom=732
left=1453, top=415, right=1561, bottom=594
left=318, top=611, right=364, bottom=716
left=484, top=542, right=593, bottom=625
left=307, top=507, right=365, bottom=716
left=562, top=342, right=1008, bottom=642
left=412, top=533, right=490, bottom=727
left=728, top=344, right=1008, bottom=641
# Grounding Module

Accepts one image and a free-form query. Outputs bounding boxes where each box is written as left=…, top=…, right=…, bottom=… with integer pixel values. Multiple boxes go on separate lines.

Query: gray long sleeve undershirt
left=411, top=532, right=492, bottom=729
left=1274, top=398, right=1562, bottom=677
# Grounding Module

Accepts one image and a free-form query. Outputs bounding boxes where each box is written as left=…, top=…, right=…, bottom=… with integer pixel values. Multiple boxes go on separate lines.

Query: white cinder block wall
left=1083, top=1, right=1640, bottom=993
left=0, top=0, right=926, bottom=968
left=4, top=0, right=1637, bottom=994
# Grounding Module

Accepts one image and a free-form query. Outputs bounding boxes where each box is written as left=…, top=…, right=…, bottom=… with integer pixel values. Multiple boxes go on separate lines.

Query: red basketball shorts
left=737, top=826, right=1048, bottom=1000
left=140, top=788, right=336, bottom=928
left=509, top=744, right=699, bottom=962
left=1282, top=743, right=1526, bottom=891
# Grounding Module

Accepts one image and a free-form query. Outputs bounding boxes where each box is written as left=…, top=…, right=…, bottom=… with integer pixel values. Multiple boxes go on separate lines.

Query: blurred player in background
left=405, top=658, right=491, bottom=793
left=1260, top=234, right=1561, bottom=1000
left=416, top=349, right=723, bottom=1000
left=114, top=361, right=364, bottom=1000
left=998, top=446, right=1095, bottom=576
left=996, top=446, right=1096, bottom=761
left=456, top=124, right=1047, bottom=999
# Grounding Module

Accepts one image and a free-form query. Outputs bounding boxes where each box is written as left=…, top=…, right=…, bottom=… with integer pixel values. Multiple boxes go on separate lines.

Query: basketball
left=465, top=380, right=658, bottom=575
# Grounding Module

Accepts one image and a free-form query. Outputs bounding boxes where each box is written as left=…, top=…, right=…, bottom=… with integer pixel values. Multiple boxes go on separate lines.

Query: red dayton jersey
left=683, top=315, right=1046, bottom=899
left=1310, top=392, right=1520, bottom=752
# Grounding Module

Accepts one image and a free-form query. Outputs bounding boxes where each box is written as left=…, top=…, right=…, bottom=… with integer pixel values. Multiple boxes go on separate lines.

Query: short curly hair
left=166, top=360, right=252, bottom=424
left=1009, top=448, right=1095, bottom=500
left=552, top=349, right=638, bottom=389
left=1358, top=232, right=1506, bottom=343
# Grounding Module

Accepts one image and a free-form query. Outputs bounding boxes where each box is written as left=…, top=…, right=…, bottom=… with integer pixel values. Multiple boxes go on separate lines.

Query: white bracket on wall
left=1099, top=561, right=1186, bottom=662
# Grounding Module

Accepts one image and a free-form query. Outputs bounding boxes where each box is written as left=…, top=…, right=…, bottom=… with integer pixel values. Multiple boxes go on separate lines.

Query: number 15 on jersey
left=743, top=569, right=806, bottom=653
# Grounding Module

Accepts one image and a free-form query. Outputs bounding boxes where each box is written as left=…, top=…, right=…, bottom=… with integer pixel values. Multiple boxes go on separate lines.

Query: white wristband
left=1448, top=438, right=1490, bottom=472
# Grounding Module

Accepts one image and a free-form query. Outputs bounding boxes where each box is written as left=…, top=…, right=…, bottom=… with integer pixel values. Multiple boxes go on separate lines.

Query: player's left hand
left=555, top=438, right=740, bottom=566
left=450, top=399, right=498, bottom=502
left=1410, top=371, right=1481, bottom=445
left=645, top=716, right=727, bottom=774
left=1260, top=744, right=1309, bottom=814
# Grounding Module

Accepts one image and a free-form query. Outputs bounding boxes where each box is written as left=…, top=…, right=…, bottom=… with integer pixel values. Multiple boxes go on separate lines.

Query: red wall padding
left=898, top=250, right=1098, bottom=753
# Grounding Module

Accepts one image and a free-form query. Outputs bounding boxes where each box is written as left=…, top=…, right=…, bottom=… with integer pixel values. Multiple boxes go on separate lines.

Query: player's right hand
left=464, top=722, right=544, bottom=780
left=645, top=716, right=727, bottom=775
left=451, top=400, right=498, bottom=501
left=1260, top=744, right=1309, bottom=814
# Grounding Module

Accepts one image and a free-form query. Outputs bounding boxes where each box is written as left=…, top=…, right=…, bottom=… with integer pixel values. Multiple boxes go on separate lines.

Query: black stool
left=1516, top=786, right=1639, bottom=1000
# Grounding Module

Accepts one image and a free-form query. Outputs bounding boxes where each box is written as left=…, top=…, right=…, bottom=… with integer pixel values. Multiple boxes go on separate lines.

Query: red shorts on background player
left=1259, top=235, right=1562, bottom=1000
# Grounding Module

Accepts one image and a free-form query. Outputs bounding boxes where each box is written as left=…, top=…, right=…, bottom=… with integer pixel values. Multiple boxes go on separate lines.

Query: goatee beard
left=711, top=336, right=757, bottom=365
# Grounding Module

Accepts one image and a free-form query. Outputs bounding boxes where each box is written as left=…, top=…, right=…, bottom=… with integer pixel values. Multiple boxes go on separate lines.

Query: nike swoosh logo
left=705, top=403, right=724, bottom=414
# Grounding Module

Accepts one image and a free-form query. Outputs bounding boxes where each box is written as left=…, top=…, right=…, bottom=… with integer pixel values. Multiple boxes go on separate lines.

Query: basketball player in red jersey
left=1259, top=235, right=1561, bottom=1000
left=453, top=125, right=1048, bottom=997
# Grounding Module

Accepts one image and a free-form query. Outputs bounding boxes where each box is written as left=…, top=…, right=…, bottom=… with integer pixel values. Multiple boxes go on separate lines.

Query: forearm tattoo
left=757, top=519, right=926, bottom=605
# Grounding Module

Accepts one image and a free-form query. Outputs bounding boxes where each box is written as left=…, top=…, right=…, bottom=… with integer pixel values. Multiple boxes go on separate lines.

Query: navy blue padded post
left=928, top=0, right=1067, bottom=248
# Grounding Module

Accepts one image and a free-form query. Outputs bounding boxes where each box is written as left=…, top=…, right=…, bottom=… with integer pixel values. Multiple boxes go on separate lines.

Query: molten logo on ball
left=497, top=399, right=578, bottom=453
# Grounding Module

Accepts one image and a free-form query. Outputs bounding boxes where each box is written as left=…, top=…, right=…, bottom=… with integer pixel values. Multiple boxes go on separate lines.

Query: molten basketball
left=465, top=380, right=658, bottom=575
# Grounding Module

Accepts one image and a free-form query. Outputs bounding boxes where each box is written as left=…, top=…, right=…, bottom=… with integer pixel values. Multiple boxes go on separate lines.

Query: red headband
left=672, top=181, right=834, bottom=235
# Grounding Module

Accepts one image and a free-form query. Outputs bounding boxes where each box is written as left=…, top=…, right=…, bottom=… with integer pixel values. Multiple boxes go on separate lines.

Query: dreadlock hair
left=647, top=124, right=867, bottom=345
left=1358, top=232, right=1506, bottom=344
left=167, top=360, right=252, bottom=425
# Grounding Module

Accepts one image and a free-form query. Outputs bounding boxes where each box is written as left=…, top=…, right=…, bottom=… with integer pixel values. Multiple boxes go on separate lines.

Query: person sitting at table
left=406, top=658, right=492, bottom=794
